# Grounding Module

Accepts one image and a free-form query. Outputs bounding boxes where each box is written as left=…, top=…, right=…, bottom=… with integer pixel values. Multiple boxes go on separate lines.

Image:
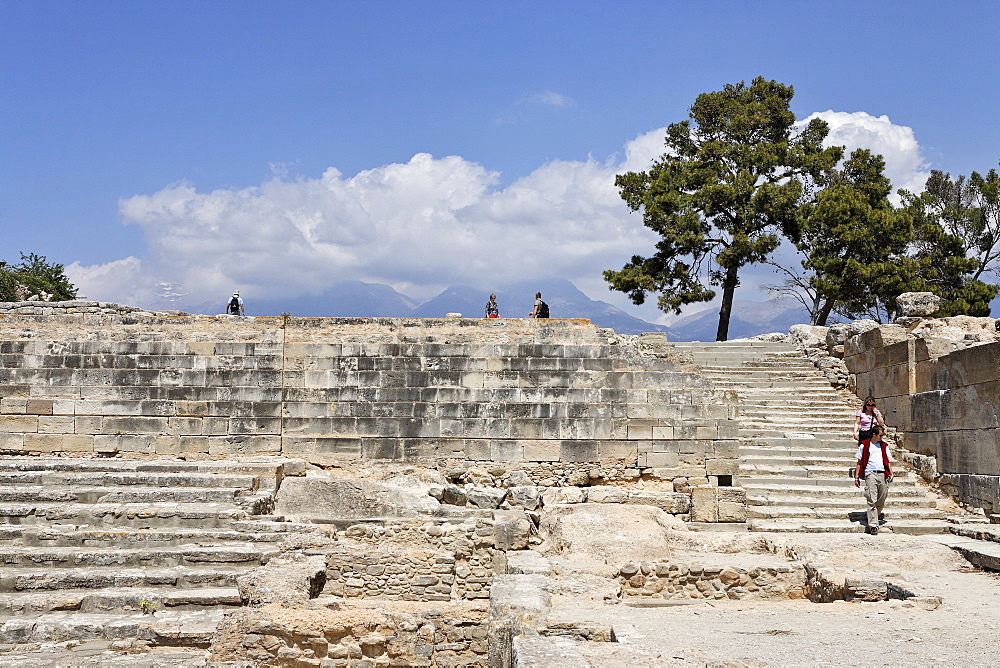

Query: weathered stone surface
left=467, top=485, right=507, bottom=509
left=538, top=503, right=686, bottom=564
left=275, top=471, right=441, bottom=520
left=585, top=485, right=628, bottom=504
left=788, top=324, right=829, bottom=348
left=508, top=485, right=541, bottom=510
left=897, top=291, right=942, bottom=317
left=494, top=510, right=532, bottom=551
left=237, top=553, right=328, bottom=607
left=540, top=487, right=587, bottom=506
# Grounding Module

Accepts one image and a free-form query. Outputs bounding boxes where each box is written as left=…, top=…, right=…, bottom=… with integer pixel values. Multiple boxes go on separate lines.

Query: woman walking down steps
left=853, top=395, right=884, bottom=444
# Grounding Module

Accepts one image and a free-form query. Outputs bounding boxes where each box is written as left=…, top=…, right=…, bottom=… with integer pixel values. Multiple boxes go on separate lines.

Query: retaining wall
left=0, top=310, right=739, bottom=501
left=846, top=327, right=1000, bottom=514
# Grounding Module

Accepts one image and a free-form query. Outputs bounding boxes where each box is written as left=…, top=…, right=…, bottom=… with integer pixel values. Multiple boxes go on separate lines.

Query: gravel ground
left=545, top=531, right=1000, bottom=666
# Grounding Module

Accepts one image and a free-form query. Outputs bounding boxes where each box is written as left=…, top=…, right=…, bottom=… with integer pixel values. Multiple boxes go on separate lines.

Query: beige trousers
left=863, top=472, right=888, bottom=528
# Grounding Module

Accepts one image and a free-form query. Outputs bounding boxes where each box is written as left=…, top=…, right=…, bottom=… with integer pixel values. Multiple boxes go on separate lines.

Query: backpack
left=228, top=297, right=240, bottom=314
left=537, top=300, right=549, bottom=318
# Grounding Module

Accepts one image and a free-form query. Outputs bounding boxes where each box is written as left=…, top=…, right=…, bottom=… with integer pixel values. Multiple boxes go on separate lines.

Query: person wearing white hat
left=226, top=291, right=245, bottom=316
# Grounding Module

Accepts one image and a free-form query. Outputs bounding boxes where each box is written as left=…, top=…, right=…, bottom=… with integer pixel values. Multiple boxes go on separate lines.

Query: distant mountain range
left=176, top=279, right=808, bottom=340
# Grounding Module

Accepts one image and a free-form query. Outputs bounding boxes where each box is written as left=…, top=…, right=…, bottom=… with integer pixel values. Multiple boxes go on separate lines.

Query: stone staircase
left=667, top=341, right=951, bottom=534
left=0, top=456, right=312, bottom=651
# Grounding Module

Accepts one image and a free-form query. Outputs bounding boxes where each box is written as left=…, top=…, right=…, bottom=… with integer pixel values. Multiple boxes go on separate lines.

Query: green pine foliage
left=605, top=77, right=842, bottom=341
left=0, top=253, right=79, bottom=302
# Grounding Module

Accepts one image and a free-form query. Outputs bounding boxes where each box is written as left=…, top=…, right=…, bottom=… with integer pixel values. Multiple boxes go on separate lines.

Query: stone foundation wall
left=211, top=606, right=489, bottom=666
left=617, top=560, right=806, bottom=601
left=326, top=519, right=497, bottom=602
left=0, top=311, right=739, bottom=506
left=845, top=326, right=1000, bottom=514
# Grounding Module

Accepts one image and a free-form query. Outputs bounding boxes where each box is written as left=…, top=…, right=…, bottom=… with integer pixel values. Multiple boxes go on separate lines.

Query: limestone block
left=491, top=440, right=524, bottom=463
left=24, top=399, right=53, bottom=415
left=585, top=486, right=628, bottom=504
left=559, top=440, right=597, bottom=463
left=24, top=433, right=94, bottom=453
left=706, top=459, right=737, bottom=476
left=508, top=486, right=541, bottom=510
left=626, top=490, right=690, bottom=514
left=638, top=452, right=679, bottom=468
left=494, top=510, right=532, bottom=550
left=596, top=441, right=637, bottom=461
left=0, top=415, right=38, bottom=432
left=0, top=398, right=27, bottom=414
left=0, top=433, right=24, bottom=451
left=467, top=486, right=507, bottom=509
left=896, top=291, right=941, bottom=317
left=523, top=440, right=560, bottom=462
left=541, top=487, right=587, bottom=506
left=37, top=416, right=74, bottom=434
left=689, top=486, right=719, bottom=522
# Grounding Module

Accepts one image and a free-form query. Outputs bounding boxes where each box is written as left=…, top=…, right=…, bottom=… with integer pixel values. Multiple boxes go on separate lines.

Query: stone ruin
left=0, top=299, right=998, bottom=665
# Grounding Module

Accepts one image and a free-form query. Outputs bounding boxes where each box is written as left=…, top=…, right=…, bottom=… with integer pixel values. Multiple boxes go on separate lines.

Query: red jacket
left=857, top=438, right=892, bottom=477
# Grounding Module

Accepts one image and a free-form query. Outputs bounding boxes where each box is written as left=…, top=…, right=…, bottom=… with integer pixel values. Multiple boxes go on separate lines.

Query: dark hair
left=872, top=425, right=885, bottom=436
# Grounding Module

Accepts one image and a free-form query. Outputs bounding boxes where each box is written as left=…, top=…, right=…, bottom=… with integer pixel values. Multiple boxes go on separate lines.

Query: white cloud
left=802, top=110, right=931, bottom=197
left=75, top=136, right=665, bottom=310
left=526, top=90, right=576, bottom=108
left=72, top=113, right=932, bottom=322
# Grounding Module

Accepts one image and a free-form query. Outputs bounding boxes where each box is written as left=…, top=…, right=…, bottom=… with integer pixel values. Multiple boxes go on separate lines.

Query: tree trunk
left=815, top=299, right=835, bottom=327
left=715, top=265, right=739, bottom=341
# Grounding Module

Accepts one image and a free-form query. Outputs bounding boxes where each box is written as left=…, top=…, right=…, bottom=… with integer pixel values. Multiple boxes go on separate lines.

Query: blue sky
left=3, top=1, right=999, bottom=322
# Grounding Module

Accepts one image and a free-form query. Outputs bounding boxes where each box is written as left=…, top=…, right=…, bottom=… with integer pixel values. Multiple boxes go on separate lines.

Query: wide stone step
left=748, top=518, right=954, bottom=535
left=0, top=457, right=303, bottom=489
left=739, top=465, right=904, bottom=478
left=0, top=502, right=248, bottom=528
left=0, top=586, right=242, bottom=617
left=746, top=505, right=948, bottom=521
left=710, top=380, right=833, bottom=389
left=0, top=566, right=246, bottom=594
left=746, top=494, right=939, bottom=509
left=740, top=429, right=854, bottom=439
left=933, top=535, right=1000, bottom=571
left=0, top=486, right=245, bottom=505
left=0, top=609, right=224, bottom=645
left=0, top=471, right=260, bottom=491
left=0, top=525, right=296, bottom=547
left=741, top=455, right=858, bottom=466
left=740, top=437, right=859, bottom=448
left=0, top=545, right=276, bottom=568
left=742, top=481, right=925, bottom=496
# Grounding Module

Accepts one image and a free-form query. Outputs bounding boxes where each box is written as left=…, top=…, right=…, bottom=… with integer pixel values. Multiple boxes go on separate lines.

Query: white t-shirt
left=854, top=439, right=892, bottom=475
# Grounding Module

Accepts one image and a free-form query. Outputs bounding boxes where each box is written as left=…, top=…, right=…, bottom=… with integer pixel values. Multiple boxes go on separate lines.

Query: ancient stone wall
left=845, top=322, right=1000, bottom=514
left=0, top=309, right=739, bottom=504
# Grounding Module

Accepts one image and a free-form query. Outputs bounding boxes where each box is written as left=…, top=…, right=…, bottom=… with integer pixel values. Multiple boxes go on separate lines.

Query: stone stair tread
left=0, top=609, right=225, bottom=644
left=0, top=486, right=247, bottom=503
left=746, top=495, right=938, bottom=508
left=0, top=525, right=296, bottom=545
left=748, top=518, right=954, bottom=534
left=747, top=505, right=947, bottom=520
left=0, top=500, right=248, bottom=516
left=741, top=481, right=923, bottom=493
left=0, top=472, right=260, bottom=490
left=0, top=583, right=243, bottom=608
left=0, top=544, right=277, bottom=567
left=0, top=564, right=249, bottom=590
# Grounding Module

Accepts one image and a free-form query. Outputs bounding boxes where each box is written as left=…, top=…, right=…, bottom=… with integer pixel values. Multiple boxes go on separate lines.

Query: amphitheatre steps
left=0, top=456, right=311, bottom=649
left=666, top=340, right=949, bottom=533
